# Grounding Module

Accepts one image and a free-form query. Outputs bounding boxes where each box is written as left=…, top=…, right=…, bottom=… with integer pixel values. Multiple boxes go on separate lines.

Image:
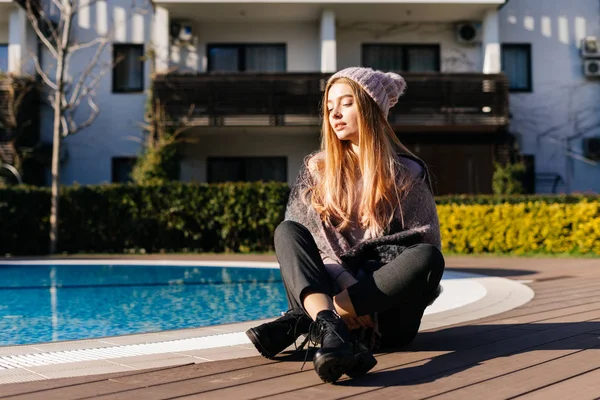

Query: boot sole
left=245, top=328, right=275, bottom=360
left=345, top=350, right=377, bottom=378
left=313, top=351, right=355, bottom=384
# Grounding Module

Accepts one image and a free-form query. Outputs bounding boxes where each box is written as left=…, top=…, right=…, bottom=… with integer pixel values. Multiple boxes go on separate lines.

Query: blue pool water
left=0, top=265, right=288, bottom=346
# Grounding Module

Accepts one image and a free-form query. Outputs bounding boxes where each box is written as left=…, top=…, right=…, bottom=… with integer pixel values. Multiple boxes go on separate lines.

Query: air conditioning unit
left=580, top=36, right=599, bottom=58
left=455, top=22, right=482, bottom=45
left=582, top=137, right=600, bottom=160
left=169, top=21, right=193, bottom=43
left=584, top=59, right=600, bottom=77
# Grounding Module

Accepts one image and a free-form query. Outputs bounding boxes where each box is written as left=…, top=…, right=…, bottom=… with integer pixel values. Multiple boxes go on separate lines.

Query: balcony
left=153, top=73, right=509, bottom=132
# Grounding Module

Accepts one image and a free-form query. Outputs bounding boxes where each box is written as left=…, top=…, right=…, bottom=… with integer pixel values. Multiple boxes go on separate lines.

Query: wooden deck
left=2, top=256, right=600, bottom=399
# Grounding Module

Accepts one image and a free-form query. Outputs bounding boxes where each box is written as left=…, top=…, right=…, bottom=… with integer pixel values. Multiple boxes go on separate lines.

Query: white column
left=320, top=9, right=336, bottom=73
left=482, top=9, right=501, bottom=73
left=153, top=6, right=170, bottom=74
left=8, top=7, right=36, bottom=75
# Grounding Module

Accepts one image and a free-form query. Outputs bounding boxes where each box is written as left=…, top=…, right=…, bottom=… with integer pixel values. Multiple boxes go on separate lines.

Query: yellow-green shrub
left=438, top=200, right=600, bottom=255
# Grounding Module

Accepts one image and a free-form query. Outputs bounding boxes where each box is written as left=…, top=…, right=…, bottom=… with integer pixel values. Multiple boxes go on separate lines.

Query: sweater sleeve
left=400, top=175, right=442, bottom=249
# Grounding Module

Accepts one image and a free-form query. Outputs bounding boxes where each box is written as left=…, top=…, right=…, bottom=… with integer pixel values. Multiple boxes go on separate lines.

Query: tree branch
left=70, top=96, right=100, bottom=135
left=23, top=1, right=59, bottom=60
left=33, top=57, right=58, bottom=91
left=67, top=37, right=105, bottom=53
left=60, top=115, right=69, bottom=138
left=49, top=0, right=65, bottom=12
left=67, top=39, right=109, bottom=108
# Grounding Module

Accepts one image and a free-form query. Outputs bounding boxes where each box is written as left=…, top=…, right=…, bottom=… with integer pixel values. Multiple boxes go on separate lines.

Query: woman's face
left=327, top=82, right=359, bottom=145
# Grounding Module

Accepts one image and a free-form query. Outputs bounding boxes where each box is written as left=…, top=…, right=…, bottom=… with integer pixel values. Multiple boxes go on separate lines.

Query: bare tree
left=21, top=0, right=151, bottom=254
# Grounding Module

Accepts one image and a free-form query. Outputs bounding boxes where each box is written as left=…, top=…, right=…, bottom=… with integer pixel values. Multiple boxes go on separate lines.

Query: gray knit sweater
left=284, top=152, right=441, bottom=275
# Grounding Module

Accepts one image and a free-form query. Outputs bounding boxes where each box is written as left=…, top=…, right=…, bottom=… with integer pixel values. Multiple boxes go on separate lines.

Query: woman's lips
left=334, top=123, right=346, bottom=130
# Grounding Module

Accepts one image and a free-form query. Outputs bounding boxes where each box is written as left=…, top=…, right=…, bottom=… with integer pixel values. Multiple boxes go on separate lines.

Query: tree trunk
left=49, top=90, right=62, bottom=255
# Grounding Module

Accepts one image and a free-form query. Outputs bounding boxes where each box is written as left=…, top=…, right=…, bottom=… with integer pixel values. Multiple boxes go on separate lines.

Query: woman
left=246, top=67, right=445, bottom=384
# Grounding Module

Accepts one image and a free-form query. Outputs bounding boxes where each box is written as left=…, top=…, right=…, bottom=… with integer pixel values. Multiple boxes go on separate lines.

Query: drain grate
left=0, top=332, right=250, bottom=370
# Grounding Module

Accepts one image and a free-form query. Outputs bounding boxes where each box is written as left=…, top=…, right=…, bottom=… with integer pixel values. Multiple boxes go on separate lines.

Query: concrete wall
left=170, top=21, right=320, bottom=73
left=499, top=0, right=600, bottom=193
left=179, top=129, right=320, bottom=184
left=40, top=0, right=152, bottom=185
left=337, top=21, right=481, bottom=72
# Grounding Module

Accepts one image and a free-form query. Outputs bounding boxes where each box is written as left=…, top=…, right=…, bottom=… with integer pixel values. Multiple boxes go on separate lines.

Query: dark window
left=112, top=157, right=137, bottom=183
left=362, top=44, right=440, bottom=72
left=0, top=45, right=8, bottom=71
left=501, top=44, right=532, bottom=92
left=207, top=44, right=286, bottom=72
left=207, top=157, right=287, bottom=183
left=113, top=44, right=144, bottom=93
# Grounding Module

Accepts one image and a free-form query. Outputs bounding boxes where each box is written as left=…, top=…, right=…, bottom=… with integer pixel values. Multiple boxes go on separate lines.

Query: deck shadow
left=338, top=321, right=600, bottom=387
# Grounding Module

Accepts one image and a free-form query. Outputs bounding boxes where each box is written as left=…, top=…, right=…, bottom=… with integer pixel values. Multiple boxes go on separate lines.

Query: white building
left=1, top=0, right=599, bottom=194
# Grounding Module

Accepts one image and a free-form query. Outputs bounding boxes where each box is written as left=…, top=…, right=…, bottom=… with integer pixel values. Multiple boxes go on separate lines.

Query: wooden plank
left=1, top=358, right=272, bottom=400
left=389, top=333, right=600, bottom=399
left=470, top=299, right=600, bottom=326
left=80, top=360, right=317, bottom=400
left=529, top=279, right=600, bottom=295
left=429, top=348, right=600, bottom=399
left=0, top=365, right=187, bottom=398
left=521, top=288, right=600, bottom=306
left=525, top=278, right=600, bottom=295
left=518, top=367, right=600, bottom=400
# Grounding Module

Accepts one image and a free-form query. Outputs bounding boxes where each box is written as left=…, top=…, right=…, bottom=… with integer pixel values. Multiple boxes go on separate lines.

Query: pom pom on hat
left=329, top=67, right=407, bottom=118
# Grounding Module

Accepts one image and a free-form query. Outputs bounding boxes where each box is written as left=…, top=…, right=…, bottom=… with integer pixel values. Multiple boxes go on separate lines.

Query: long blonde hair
left=307, top=77, right=419, bottom=237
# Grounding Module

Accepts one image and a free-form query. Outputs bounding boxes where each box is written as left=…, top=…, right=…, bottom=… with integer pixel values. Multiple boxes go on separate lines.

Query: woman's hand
left=344, top=314, right=374, bottom=331
left=333, top=283, right=374, bottom=331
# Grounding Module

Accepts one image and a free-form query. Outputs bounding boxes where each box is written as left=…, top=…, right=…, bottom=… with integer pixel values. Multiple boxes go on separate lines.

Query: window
left=207, top=157, right=287, bottom=183
left=112, top=157, right=137, bottom=183
left=501, top=44, right=532, bottom=92
left=113, top=44, right=144, bottom=93
left=362, top=44, right=440, bottom=72
left=0, top=45, right=8, bottom=72
left=207, top=44, right=286, bottom=72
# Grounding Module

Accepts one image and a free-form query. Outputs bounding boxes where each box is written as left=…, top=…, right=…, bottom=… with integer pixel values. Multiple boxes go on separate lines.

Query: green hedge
left=1, top=184, right=598, bottom=256
left=0, top=183, right=289, bottom=256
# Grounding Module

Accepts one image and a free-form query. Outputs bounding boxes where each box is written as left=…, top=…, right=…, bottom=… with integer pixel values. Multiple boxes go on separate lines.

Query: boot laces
left=280, top=308, right=309, bottom=351
left=298, top=313, right=347, bottom=370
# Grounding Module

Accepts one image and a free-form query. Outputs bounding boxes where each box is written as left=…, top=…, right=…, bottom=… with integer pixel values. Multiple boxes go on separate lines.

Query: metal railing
left=153, top=72, right=509, bottom=130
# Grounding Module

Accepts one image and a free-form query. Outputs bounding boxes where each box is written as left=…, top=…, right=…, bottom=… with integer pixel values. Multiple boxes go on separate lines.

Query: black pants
left=274, top=220, right=445, bottom=347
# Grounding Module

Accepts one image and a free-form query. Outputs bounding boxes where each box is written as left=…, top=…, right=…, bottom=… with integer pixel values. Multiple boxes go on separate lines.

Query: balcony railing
left=153, top=72, right=509, bottom=131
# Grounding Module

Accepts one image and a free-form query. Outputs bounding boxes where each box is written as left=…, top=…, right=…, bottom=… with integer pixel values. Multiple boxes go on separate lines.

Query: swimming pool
left=0, top=264, right=288, bottom=346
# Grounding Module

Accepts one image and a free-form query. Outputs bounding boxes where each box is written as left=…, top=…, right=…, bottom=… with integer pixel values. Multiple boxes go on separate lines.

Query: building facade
left=1, top=0, right=599, bottom=194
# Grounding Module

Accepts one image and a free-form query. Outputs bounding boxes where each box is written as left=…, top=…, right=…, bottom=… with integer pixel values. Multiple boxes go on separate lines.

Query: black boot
left=246, top=308, right=311, bottom=359
left=345, top=340, right=378, bottom=378
left=311, top=310, right=356, bottom=383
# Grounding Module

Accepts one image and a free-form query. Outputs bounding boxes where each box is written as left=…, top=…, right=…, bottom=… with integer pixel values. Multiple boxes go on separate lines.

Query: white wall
left=171, top=21, right=320, bottom=72
left=180, top=129, right=320, bottom=184
left=337, top=21, right=481, bottom=72
left=500, top=0, right=600, bottom=193
left=40, top=0, right=152, bottom=185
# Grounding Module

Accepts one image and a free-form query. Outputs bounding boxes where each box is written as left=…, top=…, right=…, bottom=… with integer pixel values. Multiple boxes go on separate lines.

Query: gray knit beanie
left=329, top=67, right=407, bottom=118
